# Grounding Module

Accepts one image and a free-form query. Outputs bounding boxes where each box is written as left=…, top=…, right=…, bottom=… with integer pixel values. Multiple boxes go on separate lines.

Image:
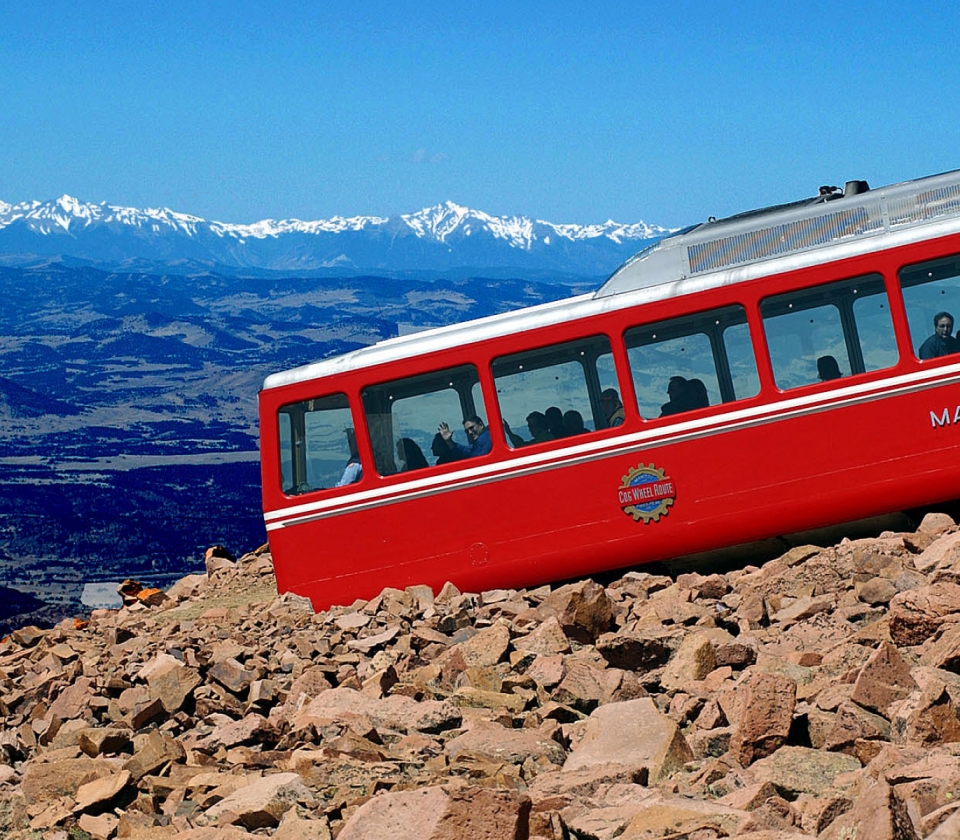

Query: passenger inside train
left=563, top=409, right=586, bottom=436
left=545, top=406, right=565, bottom=439
left=599, top=389, right=625, bottom=427
left=817, top=355, right=843, bottom=381
left=437, top=416, right=492, bottom=459
left=397, top=437, right=429, bottom=471
left=918, top=311, right=960, bottom=360
left=335, top=429, right=363, bottom=487
left=505, top=411, right=555, bottom=446
left=660, top=376, right=690, bottom=416
left=687, top=378, right=709, bottom=409
left=431, top=432, right=462, bottom=465
left=659, top=376, right=711, bottom=417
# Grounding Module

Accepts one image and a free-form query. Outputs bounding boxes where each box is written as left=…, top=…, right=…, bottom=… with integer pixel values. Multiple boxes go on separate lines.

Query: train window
left=278, top=393, right=360, bottom=496
left=899, top=255, right=960, bottom=361
left=624, top=305, right=759, bottom=418
left=761, top=274, right=896, bottom=389
left=492, top=335, right=619, bottom=445
left=362, top=365, right=487, bottom=475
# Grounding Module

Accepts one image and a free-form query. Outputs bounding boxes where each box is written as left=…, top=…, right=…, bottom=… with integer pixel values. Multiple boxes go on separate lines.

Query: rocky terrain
left=6, top=518, right=960, bottom=839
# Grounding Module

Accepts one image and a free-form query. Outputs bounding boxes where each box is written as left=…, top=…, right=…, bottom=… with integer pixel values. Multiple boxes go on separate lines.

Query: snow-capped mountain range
left=0, top=195, right=671, bottom=278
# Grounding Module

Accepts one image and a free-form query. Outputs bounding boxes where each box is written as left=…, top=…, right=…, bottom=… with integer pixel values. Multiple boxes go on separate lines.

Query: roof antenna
left=844, top=180, right=870, bottom=196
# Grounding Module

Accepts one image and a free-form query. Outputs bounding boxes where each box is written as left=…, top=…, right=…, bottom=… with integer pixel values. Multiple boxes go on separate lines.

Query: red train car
left=259, top=170, right=960, bottom=611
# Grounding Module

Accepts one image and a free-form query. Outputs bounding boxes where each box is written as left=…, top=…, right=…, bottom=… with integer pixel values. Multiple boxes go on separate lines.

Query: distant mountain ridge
left=0, top=195, right=671, bottom=278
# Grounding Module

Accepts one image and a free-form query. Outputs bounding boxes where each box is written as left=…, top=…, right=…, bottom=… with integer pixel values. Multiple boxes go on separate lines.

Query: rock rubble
left=4, top=518, right=960, bottom=838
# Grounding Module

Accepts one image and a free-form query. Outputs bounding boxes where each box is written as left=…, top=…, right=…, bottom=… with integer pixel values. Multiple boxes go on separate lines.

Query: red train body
left=259, top=171, right=960, bottom=611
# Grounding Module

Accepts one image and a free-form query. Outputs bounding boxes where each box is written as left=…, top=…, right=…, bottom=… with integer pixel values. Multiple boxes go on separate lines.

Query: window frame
left=360, top=363, right=488, bottom=477
left=622, top=303, right=760, bottom=419
left=490, top=333, right=622, bottom=445
left=277, top=392, right=361, bottom=497
left=759, top=272, right=897, bottom=391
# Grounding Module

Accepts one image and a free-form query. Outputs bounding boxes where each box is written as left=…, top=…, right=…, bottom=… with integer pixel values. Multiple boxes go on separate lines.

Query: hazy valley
left=0, top=262, right=585, bottom=632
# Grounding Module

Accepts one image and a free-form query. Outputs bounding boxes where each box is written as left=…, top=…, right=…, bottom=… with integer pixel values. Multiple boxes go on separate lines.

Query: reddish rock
left=446, top=719, right=565, bottom=769
left=749, top=747, right=861, bottom=797
left=47, top=675, right=95, bottom=720
left=145, top=657, right=202, bottom=714
left=346, top=623, right=401, bottom=654
left=913, top=530, right=960, bottom=573
left=282, top=666, right=334, bottom=716
left=729, top=672, right=797, bottom=766
left=562, top=697, right=693, bottom=784
left=676, top=572, right=730, bottom=600
left=616, top=795, right=749, bottom=838
left=201, top=772, right=313, bottom=828
left=74, top=769, right=132, bottom=813
left=337, top=784, right=531, bottom=840
left=513, top=616, right=571, bottom=656
left=552, top=659, right=617, bottom=712
left=660, top=633, right=716, bottom=691
left=928, top=808, right=960, bottom=840
left=372, top=694, right=463, bottom=734
left=889, top=583, right=960, bottom=646
left=205, top=544, right=238, bottom=574
left=117, top=579, right=143, bottom=606
left=123, top=730, right=185, bottom=780
left=920, top=623, right=960, bottom=671
left=9, top=523, right=960, bottom=838
left=205, top=712, right=276, bottom=749
left=917, top=512, right=957, bottom=535
left=771, top=593, right=835, bottom=626
left=78, top=726, right=132, bottom=757
left=21, top=756, right=118, bottom=803
left=77, top=812, right=120, bottom=839
left=596, top=630, right=673, bottom=670
left=452, top=621, right=511, bottom=667
left=890, top=685, right=960, bottom=746
left=537, top=580, right=613, bottom=643
left=208, top=657, right=257, bottom=694
left=859, top=576, right=899, bottom=605
left=525, top=653, right=566, bottom=689
left=819, top=777, right=920, bottom=840
left=849, top=640, right=919, bottom=716
left=822, top=700, right=891, bottom=755
left=137, top=587, right=168, bottom=607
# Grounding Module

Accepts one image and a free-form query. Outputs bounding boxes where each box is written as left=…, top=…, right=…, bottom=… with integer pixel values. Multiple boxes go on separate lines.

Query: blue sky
left=3, top=1, right=959, bottom=229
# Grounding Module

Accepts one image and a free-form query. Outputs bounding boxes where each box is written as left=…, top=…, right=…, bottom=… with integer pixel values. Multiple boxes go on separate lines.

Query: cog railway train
left=259, top=169, right=960, bottom=611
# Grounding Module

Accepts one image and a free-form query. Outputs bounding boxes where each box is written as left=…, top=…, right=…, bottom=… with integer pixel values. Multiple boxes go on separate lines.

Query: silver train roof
left=263, top=169, right=960, bottom=392
left=597, top=169, right=960, bottom=296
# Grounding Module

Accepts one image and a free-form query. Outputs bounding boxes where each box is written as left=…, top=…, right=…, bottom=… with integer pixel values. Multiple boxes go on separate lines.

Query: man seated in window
left=504, top=411, right=554, bottom=447
left=919, top=311, right=960, bottom=359
left=599, top=389, right=625, bottom=427
left=437, top=415, right=492, bottom=458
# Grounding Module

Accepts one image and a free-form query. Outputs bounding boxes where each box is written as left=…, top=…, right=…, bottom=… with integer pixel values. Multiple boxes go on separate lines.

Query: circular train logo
left=618, top=464, right=676, bottom=523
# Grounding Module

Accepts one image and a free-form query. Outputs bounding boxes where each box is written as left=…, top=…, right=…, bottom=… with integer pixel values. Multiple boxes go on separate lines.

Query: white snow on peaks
left=547, top=220, right=668, bottom=243
left=0, top=196, right=209, bottom=237
left=402, top=202, right=536, bottom=249
left=210, top=214, right=389, bottom=240
left=0, top=194, right=669, bottom=249
left=399, top=201, right=670, bottom=249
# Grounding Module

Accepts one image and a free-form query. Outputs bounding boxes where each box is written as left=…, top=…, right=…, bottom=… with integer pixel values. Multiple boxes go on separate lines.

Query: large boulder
left=562, top=697, right=693, bottom=784
left=336, top=784, right=531, bottom=840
